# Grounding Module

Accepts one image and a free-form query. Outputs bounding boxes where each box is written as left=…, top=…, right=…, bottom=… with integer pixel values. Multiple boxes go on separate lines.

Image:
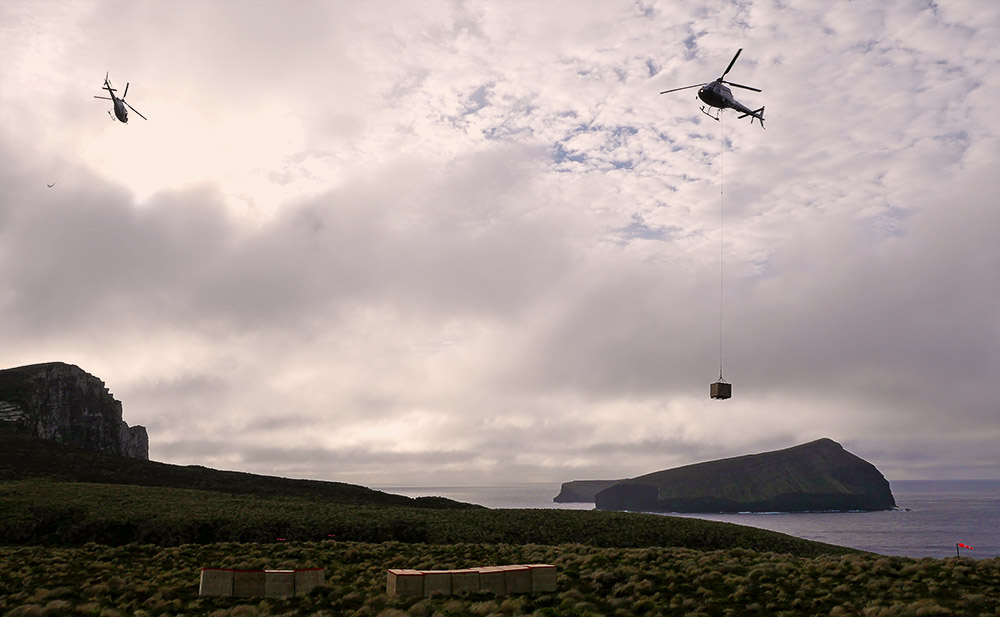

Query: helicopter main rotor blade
left=723, top=81, right=761, bottom=92
left=721, top=48, right=742, bottom=79
left=660, top=83, right=704, bottom=94
left=124, top=101, right=147, bottom=120
left=123, top=82, right=129, bottom=100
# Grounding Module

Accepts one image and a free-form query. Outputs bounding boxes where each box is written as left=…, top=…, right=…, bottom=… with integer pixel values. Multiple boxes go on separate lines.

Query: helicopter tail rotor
left=738, top=106, right=765, bottom=128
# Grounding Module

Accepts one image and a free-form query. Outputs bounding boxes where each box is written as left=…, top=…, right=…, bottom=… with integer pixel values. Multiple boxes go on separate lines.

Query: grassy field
left=2, top=432, right=997, bottom=616
left=1, top=540, right=997, bottom=617
left=0, top=480, right=853, bottom=555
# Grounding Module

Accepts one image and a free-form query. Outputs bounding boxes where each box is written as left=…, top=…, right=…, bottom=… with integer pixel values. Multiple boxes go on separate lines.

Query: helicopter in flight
left=94, top=72, right=146, bottom=123
left=660, top=49, right=764, bottom=128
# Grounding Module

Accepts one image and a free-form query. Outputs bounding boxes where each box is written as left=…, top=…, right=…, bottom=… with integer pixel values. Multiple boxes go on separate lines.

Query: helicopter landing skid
left=700, top=106, right=721, bottom=121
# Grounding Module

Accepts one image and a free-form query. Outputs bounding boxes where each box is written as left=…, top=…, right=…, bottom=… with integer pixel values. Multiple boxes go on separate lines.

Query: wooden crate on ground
left=294, top=568, right=325, bottom=596
left=422, top=570, right=452, bottom=596
left=476, top=566, right=507, bottom=595
left=450, top=569, right=481, bottom=593
left=201, top=567, right=324, bottom=598
left=386, top=569, right=424, bottom=597
left=503, top=565, right=533, bottom=594
left=199, top=569, right=234, bottom=597
left=387, top=564, right=557, bottom=597
left=264, top=570, right=296, bottom=598
left=233, top=570, right=266, bottom=597
left=527, top=564, right=557, bottom=592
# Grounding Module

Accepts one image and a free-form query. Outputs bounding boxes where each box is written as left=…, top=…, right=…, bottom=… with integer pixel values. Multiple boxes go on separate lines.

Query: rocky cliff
left=553, top=479, right=625, bottom=503
left=584, top=438, right=895, bottom=513
left=0, top=362, right=148, bottom=460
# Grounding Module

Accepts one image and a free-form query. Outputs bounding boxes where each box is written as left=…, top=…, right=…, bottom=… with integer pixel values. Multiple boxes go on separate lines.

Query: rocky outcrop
left=553, top=479, right=626, bottom=503
left=593, top=483, right=659, bottom=512
left=584, top=438, right=895, bottom=513
left=0, top=362, right=148, bottom=460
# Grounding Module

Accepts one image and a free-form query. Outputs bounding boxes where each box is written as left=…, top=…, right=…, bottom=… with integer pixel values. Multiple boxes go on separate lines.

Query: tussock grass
left=0, top=542, right=996, bottom=617
left=1, top=480, right=852, bottom=556
left=1, top=446, right=994, bottom=616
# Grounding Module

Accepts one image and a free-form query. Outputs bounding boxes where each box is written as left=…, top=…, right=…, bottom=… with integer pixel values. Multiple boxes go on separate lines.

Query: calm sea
left=375, top=480, right=999, bottom=560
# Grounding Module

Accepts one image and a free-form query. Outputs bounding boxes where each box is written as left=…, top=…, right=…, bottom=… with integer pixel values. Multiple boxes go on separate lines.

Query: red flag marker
left=958, top=543, right=973, bottom=549
left=956, top=542, right=974, bottom=556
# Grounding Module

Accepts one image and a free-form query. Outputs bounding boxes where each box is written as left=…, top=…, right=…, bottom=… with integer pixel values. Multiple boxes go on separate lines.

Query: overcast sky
left=2, top=0, right=997, bottom=487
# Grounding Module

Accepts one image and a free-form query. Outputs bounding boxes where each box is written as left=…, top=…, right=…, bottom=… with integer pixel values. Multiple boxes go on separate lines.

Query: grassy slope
left=0, top=428, right=860, bottom=557
left=0, top=479, right=856, bottom=556
left=0, top=427, right=468, bottom=508
left=3, top=431, right=995, bottom=616
left=1, top=541, right=997, bottom=617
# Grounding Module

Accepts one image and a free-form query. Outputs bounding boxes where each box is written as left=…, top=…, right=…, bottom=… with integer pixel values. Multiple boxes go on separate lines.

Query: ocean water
left=376, top=480, right=999, bottom=560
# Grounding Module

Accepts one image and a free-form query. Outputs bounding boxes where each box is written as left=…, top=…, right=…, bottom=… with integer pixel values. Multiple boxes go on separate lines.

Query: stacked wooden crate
left=386, top=564, right=557, bottom=597
left=199, top=568, right=325, bottom=598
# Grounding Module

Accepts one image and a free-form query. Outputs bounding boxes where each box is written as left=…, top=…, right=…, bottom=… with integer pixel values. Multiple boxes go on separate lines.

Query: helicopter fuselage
left=698, top=81, right=756, bottom=116
left=95, top=73, right=145, bottom=123
left=112, top=97, right=128, bottom=123
left=98, top=81, right=130, bottom=122
left=660, top=49, right=763, bottom=128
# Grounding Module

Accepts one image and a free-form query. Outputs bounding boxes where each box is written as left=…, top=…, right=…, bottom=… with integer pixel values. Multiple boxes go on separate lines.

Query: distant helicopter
left=94, top=72, right=146, bottom=123
left=660, top=49, right=764, bottom=128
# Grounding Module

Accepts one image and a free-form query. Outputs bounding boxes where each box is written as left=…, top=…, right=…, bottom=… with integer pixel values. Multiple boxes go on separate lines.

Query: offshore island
left=555, top=438, right=897, bottom=513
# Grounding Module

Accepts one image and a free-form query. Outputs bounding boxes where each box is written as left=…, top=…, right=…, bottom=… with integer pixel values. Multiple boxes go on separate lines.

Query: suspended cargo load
left=711, top=380, right=731, bottom=400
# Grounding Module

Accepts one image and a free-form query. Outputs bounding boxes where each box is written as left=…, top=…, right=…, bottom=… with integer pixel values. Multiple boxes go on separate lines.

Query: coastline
left=376, top=480, right=1000, bottom=559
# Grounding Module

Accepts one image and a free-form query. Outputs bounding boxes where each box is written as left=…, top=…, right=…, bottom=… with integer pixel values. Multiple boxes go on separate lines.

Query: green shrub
left=0, top=520, right=997, bottom=617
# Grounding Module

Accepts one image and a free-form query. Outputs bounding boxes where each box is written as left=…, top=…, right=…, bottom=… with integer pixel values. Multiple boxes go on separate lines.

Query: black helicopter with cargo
left=660, top=48, right=764, bottom=128
left=94, top=72, right=146, bottom=123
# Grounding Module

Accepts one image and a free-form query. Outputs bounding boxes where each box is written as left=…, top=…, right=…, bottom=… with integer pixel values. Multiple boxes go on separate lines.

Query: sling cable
left=711, top=113, right=731, bottom=400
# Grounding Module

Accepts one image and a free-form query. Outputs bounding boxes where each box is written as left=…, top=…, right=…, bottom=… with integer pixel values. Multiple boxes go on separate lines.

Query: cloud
left=1, top=0, right=997, bottom=485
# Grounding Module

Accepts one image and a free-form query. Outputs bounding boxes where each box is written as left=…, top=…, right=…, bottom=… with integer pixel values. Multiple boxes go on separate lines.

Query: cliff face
left=0, top=362, right=148, bottom=460
left=590, top=438, right=895, bottom=513
left=553, top=479, right=625, bottom=503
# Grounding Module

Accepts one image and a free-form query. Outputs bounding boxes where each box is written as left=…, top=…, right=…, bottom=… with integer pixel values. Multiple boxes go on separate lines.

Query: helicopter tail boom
left=738, top=106, right=765, bottom=128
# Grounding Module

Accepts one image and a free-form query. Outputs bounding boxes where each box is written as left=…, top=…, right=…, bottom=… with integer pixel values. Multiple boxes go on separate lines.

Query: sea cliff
left=0, top=362, right=148, bottom=460
left=553, top=479, right=624, bottom=503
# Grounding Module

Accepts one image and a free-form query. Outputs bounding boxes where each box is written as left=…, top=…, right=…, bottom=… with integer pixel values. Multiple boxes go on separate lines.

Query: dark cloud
left=2, top=0, right=997, bottom=485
